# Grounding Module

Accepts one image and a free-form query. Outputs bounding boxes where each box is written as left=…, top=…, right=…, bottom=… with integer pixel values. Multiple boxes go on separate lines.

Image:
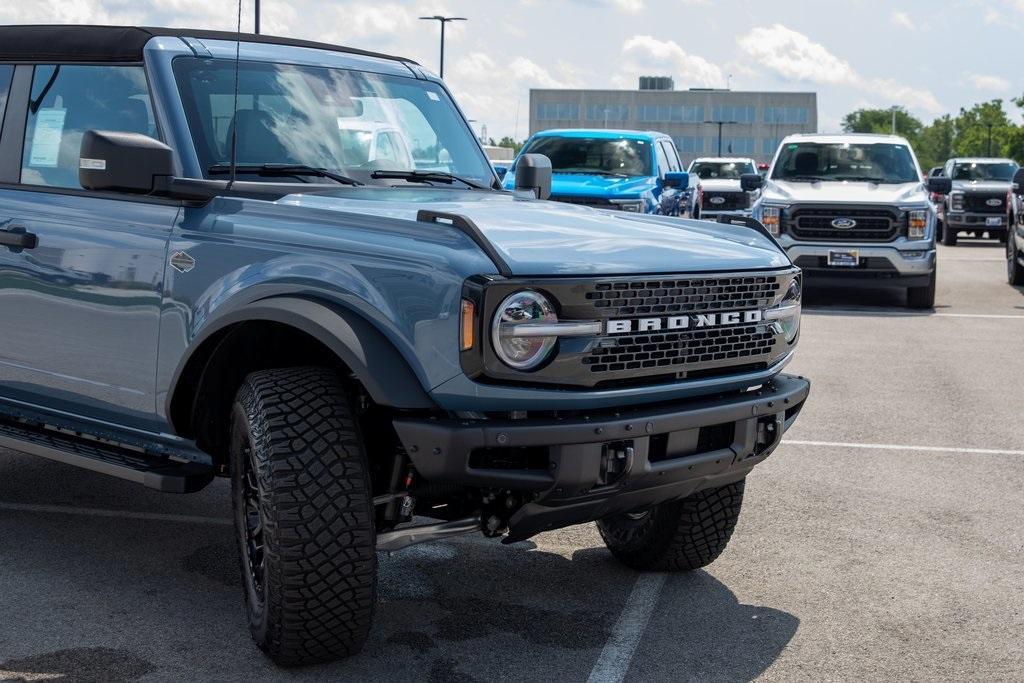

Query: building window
left=537, top=103, right=580, bottom=121
left=586, top=104, right=629, bottom=122
left=673, top=136, right=704, bottom=155
left=638, top=104, right=703, bottom=122
left=763, top=106, right=809, bottom=124
left=762, top=138, right=783, bottom=157
left=720, top=137, right=756, bottom=155
left=710, top=105, right=755, bottom=123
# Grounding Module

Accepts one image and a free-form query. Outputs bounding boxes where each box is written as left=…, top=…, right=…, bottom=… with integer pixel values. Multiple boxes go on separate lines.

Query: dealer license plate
left=827, top=249, right=859, bottom=267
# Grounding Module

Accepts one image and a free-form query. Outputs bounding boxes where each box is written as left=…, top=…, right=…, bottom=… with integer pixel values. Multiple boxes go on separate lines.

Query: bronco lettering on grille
left=606, top=310, right=764, bottom=334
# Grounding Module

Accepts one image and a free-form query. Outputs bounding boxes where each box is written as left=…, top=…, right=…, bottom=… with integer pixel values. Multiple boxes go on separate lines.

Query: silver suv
left=751, top=133, right=950, bottom=308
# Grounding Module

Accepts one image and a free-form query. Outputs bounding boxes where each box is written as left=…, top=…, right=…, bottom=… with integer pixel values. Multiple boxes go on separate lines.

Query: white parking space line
left=0, top=502, right=233, bottom=525
left=940, top=258, right=1005, bottom=262
left=587, top=573, right=667, bottom=683
left=805, top=310, right=1024, bottom=319
left=785, top=440, right=1024, bottom=457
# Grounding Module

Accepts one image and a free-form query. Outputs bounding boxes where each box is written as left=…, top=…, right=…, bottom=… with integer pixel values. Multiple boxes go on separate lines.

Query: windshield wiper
left=370, top=170, right=487, bottom=189
left=208, top=164, right=363, bottom=186
left=778, top=175, right=828, bottom=182
left=834, top=176, right=883, bottom=183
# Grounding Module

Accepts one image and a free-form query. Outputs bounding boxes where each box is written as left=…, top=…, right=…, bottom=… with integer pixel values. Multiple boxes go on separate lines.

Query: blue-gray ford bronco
left=0, top=26, right=809, bottom=665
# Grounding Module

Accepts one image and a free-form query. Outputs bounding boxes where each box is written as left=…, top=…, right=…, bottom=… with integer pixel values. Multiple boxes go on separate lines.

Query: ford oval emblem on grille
left=986, top=198, right=1002, bottom=207
left=709, top=196, right=726, bottom=204
left=831, top=217, right=857, bottom=229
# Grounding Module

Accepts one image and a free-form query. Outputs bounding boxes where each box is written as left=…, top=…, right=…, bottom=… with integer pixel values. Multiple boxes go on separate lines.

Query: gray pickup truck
left=0, top=25, right=809, bottom=665
left=937, top=157, right=1020, bottom=246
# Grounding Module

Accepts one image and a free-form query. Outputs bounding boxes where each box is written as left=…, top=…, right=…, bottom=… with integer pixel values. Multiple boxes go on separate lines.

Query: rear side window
left=0, top=65, right=13, bottom=130
left=20, top=64, right=155, bottom=189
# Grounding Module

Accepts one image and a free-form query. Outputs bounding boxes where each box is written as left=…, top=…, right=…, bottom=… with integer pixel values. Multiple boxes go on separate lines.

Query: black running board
left=0, top=419, right=214, bottom=493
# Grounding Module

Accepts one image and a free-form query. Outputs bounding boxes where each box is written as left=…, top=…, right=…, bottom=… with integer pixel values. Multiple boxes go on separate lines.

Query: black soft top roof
left=0, top=25, right=414, bottom=64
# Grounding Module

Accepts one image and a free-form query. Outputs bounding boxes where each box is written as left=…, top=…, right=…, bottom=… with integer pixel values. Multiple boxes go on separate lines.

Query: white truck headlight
left=760, top=205, right=783, bottom=236
left=765, top=277, right=801, bottom=343
left=492, top=290, right=558, bottom=370
left=908, top=210, right=927, bottom=239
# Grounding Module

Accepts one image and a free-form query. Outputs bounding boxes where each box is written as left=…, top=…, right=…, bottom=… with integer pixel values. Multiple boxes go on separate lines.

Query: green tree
left=951, top=100, right=1014, bottom=158
left=915, top=115, right=955, bottom=170
left=842, top=107, right=923, bottom=141
left=498, top=135, right=524, bottom=154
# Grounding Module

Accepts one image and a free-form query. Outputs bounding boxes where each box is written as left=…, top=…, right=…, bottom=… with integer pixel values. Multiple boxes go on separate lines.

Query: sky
left=2, top=0, right=1022, bottom=141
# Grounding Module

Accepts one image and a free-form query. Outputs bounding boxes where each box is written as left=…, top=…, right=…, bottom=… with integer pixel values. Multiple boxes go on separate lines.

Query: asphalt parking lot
left=0, top=240, right=1021, bottom=682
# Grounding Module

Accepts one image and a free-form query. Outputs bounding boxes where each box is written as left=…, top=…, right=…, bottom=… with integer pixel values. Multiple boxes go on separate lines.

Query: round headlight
left=492, top=290, right=558, bottom=370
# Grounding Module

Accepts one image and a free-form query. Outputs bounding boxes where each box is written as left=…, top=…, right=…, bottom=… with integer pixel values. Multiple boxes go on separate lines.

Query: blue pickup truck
left=502, top=129, right=701, bottom=217
left=0, top=25, right=808, bottom=665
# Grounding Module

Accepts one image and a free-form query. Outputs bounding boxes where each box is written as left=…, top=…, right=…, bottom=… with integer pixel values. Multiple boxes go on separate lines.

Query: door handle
left=0, top=226, right=38, bottom=250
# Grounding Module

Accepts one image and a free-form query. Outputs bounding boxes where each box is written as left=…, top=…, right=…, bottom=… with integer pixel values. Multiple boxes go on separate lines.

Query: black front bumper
left=393, top=373, right=810, bottom=542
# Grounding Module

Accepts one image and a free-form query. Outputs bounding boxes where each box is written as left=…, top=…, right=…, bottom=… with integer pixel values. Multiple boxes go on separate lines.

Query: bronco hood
left=763, top=180, right=928, bottom=205
left=279, top=188, right=789, bottom=276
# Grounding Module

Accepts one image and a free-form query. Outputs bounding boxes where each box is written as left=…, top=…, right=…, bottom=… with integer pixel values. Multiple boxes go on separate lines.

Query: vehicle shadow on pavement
left=802, top=285, right=916, bottom=314
left=0, top=506, right=798, bottom=681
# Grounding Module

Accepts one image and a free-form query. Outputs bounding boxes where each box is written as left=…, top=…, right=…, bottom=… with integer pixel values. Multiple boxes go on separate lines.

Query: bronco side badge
left=170, top=251, right=196, bottom=273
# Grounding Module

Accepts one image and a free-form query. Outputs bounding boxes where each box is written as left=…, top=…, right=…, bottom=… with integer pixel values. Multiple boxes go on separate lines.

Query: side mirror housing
left=741, top=173, right=765, bottom=192
left=1013, top=168, right=1024, bottom=192
left=926, top=176, right=952, bottom=196
left=663, top=171, right=689, bottom=189
left=79, top=130, right=174, bottom=194
left=514, top=154, right=552, bottom=200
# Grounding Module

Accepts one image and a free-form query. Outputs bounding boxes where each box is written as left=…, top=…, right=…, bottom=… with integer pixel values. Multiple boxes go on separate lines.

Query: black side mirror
left=926, top=176, right=952, bottom=195
left=514, top=154, right=552, bottom=200
left=79, top=130, right=174, bottom=194
left=1013, top=168, right=1024, bottom=192
left=740, top=173, right=764, bottom=192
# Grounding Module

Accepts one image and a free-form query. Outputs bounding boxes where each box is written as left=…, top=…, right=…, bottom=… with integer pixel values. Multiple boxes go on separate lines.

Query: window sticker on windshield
left=29, top=108, right=67, bottom=168
left=426, top=91, right=440, bottom=101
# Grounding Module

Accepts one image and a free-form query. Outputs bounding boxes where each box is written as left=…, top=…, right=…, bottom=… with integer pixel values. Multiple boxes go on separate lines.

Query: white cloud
left=737, top=24, right=856, bottom=84
left=890, top=11, right=917, bottom=30
left=611, top=0, right=645, bottom=11
left=968, top=73, right=1011, bottom=92
left=737, top=23, right=943, bottom=115
left=617, top=35, right=724, bottom=88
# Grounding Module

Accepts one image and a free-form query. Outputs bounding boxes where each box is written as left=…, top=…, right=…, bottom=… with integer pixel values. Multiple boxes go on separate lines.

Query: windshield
left=172, top=57, right=494, bottom=187
left=772, top=142, right=920, bottom=184
left=951, top=162, right=1018, bottom=182
left=689, top=160, right=756, bottom=180
left=520, top=136, right=652, bottom=177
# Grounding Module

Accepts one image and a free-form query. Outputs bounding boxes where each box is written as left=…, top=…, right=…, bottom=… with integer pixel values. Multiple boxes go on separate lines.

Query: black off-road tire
left=230, top=367, right=376, bottom=666
left=1008, top=235, right=1024, bottom=286
left=907, top=270, right=937, bottom=309
left=935, top=219, right=944, bottom=243
left=942, top=226, right=958, bottom=246
left=597, top=480, right=745, bottom=571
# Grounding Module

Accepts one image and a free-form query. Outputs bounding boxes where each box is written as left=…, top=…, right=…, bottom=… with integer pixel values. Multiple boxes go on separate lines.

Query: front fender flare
left=166, top=296, right=436, bottom=434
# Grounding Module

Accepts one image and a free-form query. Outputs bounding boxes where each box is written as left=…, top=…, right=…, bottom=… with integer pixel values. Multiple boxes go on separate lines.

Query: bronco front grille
left=787, top=206, right=901, bottom=241
left=702, top=191, right=749, bottom=211
left=585, top=275, right=779, bottom=317
left=582, top=324, right=775, bottom=376
left=961, top=192, right=1006, bottom=214
left=471, top=270, right=795, bottom=389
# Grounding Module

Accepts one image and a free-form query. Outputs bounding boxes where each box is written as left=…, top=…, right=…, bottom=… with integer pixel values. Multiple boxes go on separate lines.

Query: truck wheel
left=935, top=219, right=944, bottom=242
left=229, top=367, right=376, bottom=666
left=597, top=479, right=744, bottom=571
left=1008, top=238, right=1024, bottom=286
left=907, top=270, right=937, bottom=309
left=942, top=227, right=957, bottom=246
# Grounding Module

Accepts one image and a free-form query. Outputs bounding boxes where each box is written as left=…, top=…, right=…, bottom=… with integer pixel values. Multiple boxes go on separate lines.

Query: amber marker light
left=460, top=299, right=476, bottom=351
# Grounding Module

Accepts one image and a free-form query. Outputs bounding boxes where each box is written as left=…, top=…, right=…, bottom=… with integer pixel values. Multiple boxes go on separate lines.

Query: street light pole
left=419, top=15, right=467, bottom=79
left=254, top=0, right=260, bottom=34
left=705, top=120, right=738, bottom=157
